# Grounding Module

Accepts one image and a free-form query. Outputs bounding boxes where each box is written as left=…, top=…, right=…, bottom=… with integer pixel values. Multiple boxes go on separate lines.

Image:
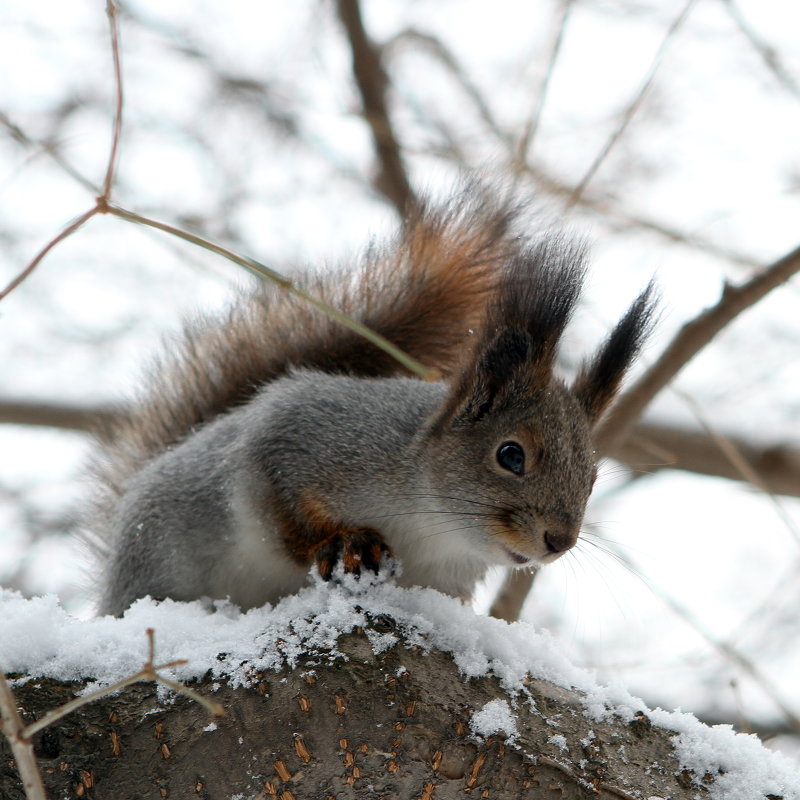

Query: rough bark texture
left=2, top=620, right=715, bottom=800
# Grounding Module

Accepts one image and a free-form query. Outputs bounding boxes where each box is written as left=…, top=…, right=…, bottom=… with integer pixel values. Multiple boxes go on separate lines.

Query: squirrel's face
left=423, top=381, right=596, bottom=567
left=416, top=249, right=654, bottom=567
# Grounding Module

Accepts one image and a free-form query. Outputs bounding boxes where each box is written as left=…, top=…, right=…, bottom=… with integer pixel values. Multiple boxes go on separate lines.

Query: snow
left=470, top=699, right=518, bottom=742
left=650, top=708, right=800, bottom=800
left=1, top=569, right=798, bottom=799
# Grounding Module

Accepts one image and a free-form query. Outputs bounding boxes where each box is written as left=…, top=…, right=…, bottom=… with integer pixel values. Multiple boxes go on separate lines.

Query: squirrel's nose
left=544, top=529, right=577, bottom=554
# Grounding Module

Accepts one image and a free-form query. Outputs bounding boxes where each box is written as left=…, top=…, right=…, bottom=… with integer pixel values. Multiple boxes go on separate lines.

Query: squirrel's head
left=421, top=238, right=655, bottom=569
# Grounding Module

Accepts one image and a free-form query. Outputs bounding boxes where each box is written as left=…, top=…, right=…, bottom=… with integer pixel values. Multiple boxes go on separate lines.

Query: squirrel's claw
left=314, top=527, right=392, bottom=581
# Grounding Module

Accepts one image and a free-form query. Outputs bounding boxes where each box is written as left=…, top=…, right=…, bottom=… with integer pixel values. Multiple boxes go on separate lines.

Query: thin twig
left=566, top=0, right=697, bottom=208
left=674, top=389, right=800, bottom=546
left=335, top=0, right=417, bottom=215
left=0, top=671, right=47, bottom=800
left=0, top=206, right=99, bottom=300
left=21, top=628, right=223, bottom=741
left=384, top=29, right=505, bottom=144
left=102, top=202, right=438, bottom=379
left=2, top=0, right=434, bottom=381
left=0, top=0, right=123, bottom=302
left=22, top=674, right=147, bottom=741
left=516, top=0, right=574, bottom=164
left=606, top=545, right=800, bottom=732
left=386, top=20, right=756, bottom=269
left=102, top=0, right=124, bottom=197
left=0, top=111, right=99, bottom=193
left=2, top=203, right=434, bottom=379
left=596, top=243, right=800, bottom=455
left=722, top=0, right=800, bottom=98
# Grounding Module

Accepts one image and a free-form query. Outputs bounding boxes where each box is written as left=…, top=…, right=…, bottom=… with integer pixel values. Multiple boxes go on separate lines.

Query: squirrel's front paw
left=315, top=527, right=392, bottom=581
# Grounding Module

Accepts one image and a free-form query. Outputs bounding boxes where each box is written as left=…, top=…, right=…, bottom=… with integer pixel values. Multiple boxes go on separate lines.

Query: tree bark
left=1, top=619, right=721, bottom=800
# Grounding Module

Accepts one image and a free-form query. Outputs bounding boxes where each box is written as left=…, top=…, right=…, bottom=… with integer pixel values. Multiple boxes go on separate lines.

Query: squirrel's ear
left=440, top=328, right=533, bottom=428
left=573, top=282, right=656, bottom=426
left=430, top=238, right=587, bottom=430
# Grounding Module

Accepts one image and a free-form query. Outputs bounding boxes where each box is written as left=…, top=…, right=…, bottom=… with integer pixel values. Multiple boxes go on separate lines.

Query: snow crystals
left=0, top=569, right=798, bottom=799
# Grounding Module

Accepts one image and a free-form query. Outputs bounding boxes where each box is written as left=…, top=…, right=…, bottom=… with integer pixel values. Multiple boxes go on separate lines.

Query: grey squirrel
left=91, top=187, right=654, bottom=616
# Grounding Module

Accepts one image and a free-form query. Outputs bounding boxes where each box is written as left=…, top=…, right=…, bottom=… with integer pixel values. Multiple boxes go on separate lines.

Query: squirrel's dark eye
left=497, top=441, right=525, bottom=475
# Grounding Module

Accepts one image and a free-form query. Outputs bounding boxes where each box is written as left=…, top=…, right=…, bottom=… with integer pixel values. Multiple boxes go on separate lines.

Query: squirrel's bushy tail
left=97, top=186, right=524, bottom=491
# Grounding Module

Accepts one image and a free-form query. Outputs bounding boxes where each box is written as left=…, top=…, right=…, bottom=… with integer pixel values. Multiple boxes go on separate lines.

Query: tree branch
left=375, top=48, right=759, bottom=269
left=608, top=421, right=800, bottom=497
left=0, top=671, right=46, bottom=800
left=0, top=399, right=116, bottom=434
left=530, top=167, right=760, bottom=268
left=335, top=0, right=417, bottom=215
left=2, top=400, right=797, bottom=498
left=0, top=207, right=99, bottom=301
left=515, top=0, right=574, bottom=164
left=596, top=243, right=800, bottom=454
left=567, top=0, right=697, bottom=207
left=722, top=0, right=800, bottom=98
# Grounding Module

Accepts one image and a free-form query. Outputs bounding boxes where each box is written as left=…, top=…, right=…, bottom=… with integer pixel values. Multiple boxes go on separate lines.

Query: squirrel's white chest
left=379, top=511, right=491, bottom=600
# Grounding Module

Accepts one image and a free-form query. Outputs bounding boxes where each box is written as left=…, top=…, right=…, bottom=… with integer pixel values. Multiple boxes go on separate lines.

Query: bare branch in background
left=0, top=399, right=116, bottom=434
left=597, top=243, right=800, bottom=455
left=0, top=111, right=99, bottom=194
left=102, top=0, right=124, bottom=198
left=529, top=166, right=760, bottom=268
left=566, top=0, right=697, bottom=208
left=722, top=0, right=800, bottom=99
left=0, top=0, right=125, bottom=302
left=0, top=207, right=99, bottom=300
left=385, top=28, right=506, bottom=146
left=3, top=399, right=797, bottom=499
left=381, top=34, right=760, bottom=268
left=515, top=0, right=574, bottom=164
left=610, top=420, right=800, bottom=499
left=335, top=0, right=417, bottom=215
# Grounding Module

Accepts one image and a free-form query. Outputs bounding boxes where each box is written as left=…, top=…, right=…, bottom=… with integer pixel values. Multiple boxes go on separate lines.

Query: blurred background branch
left=1, top=398, right=796, bottom=498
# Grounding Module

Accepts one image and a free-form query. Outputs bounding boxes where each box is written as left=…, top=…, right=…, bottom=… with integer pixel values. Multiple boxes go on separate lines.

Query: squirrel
left=90, top=186, right=655, bottom=616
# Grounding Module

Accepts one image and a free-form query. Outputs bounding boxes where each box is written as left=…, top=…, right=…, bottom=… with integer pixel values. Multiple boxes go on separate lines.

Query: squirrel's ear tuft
left=429, top=236, right=587, bottom=430
left=494, top=237, right=587, bottom=381
left=573, top=282, right=657, bottom=426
